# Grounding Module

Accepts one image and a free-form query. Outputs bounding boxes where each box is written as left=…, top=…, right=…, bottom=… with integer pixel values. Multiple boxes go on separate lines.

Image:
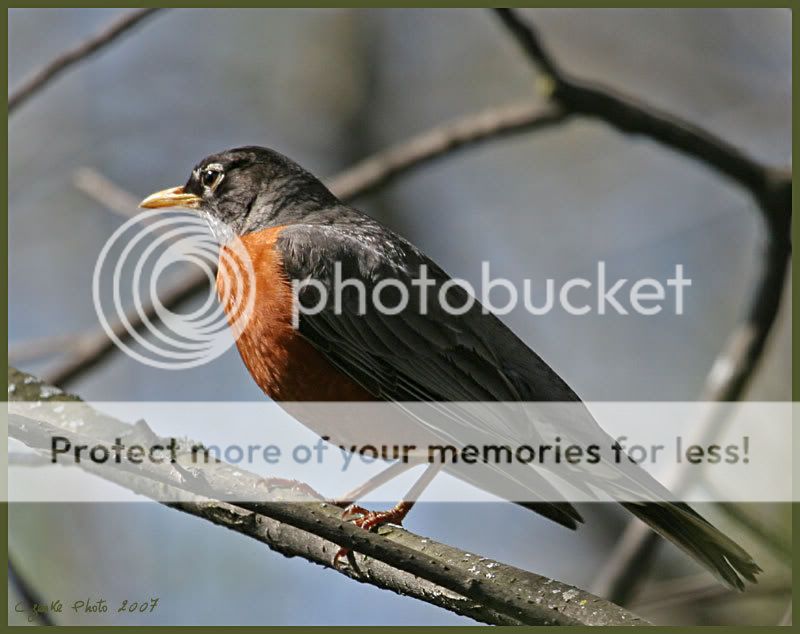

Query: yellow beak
left=139, top=186, right=202, bottom=210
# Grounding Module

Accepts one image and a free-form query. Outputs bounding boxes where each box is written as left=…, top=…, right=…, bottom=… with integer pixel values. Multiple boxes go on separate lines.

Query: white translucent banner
left=6, top=401, right=793, bottom=503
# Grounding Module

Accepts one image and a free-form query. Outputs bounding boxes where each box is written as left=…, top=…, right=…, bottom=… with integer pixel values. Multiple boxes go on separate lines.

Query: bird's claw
left=339, top=503, right=370, bottom=521
left=257, top=477, right=323, bottom=500
left=332, top=504, right=407, bottom=566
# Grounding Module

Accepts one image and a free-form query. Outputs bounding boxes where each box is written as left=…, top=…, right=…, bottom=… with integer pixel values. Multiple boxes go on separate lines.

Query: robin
left=140, top=145, right=759, bottom=588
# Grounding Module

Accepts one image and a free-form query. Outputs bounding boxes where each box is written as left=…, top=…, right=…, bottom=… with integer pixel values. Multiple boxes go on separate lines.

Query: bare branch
left=595, top=108, right=789, bottom=605
left=74, top=167, right=142, bottom=219
left=8, top=9, right=163, bottom=114
left=7, top=367, right=649, bottom=627
left=491, top=9, right=791, bottom=605
left=41, top=268, right=209, bottom=387
left=9, top=332, right=81, bottom=364
left=27, top=100, right=566, bottom=387
left=492, top=9, right=791, bottom=212
left=328, top=100, right=566, bottom=200
left=699, top=225, right=791, bottom=402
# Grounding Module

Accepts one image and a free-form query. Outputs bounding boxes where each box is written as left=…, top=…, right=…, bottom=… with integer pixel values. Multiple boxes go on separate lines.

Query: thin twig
left=74, top=167, right=142, bottom=219
left=8, top=166, right=207, bottom=377
left=8, top=9, right=163, bottom=114
left=24, top=100, right=565, bottom=387
left=9, top=332, right=81, bottom=364
left=42, top=267, right=209, bottom=387
left=7, top=367, right=650, bottom=626
left=328, top=100, right=566, bottom=200
left=489, top=9, right=790, bottom=605
left=5, top=167, right=201, bottom=368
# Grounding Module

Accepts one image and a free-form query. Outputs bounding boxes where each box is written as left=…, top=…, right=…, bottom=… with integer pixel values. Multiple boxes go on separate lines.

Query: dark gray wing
left=277, top=220, right=582, bottom=404
left=277, top=220, right=587, bottom=527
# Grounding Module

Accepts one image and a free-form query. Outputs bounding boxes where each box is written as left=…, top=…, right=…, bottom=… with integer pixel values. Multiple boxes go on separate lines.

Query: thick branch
left=8, top=9, right=163, bottom=114
left=7, top=367, right=649, bottom=626
left=491, top=9, right=791, bottom=605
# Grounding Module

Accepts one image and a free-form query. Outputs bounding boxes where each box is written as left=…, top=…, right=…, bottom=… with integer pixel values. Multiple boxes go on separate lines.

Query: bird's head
left=139, top=146, right=337, bottom=237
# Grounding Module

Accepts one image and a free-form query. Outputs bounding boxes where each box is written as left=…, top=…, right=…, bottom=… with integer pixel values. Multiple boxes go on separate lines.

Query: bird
left=140, top=145, right=760, bottom=588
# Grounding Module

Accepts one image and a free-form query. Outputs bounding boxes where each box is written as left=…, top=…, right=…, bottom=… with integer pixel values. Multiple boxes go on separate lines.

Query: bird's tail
left=621, top=501, right=761, bottom=590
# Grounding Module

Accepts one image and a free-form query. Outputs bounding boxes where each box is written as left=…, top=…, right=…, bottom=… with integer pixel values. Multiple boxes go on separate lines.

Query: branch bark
left=491, top=8, right=791, bottom=605
left=7, top=366, right=649, bottom=626
left=8, top=9, right=163, bottom=114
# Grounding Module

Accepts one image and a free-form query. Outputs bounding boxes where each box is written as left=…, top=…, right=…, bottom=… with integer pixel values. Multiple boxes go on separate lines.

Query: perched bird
left=141, top=145, right=759, bottom=588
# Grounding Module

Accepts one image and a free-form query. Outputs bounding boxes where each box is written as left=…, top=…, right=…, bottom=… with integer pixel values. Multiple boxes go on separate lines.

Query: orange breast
left=216, top=226, right=374, bottom=402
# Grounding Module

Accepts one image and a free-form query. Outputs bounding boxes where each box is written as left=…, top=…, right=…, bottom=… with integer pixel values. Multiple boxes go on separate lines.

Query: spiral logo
left=92, top=211, right=256, bottom=370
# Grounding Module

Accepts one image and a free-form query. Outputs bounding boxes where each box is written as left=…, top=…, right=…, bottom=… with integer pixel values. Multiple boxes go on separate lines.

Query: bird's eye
left=200, top=167, right=223, bottom=191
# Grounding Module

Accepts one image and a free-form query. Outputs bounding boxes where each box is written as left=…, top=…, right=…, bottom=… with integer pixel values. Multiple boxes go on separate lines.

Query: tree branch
left=491, top=8, right=791, bottom=605
left=8, top=9, right=163, bottom=114
left=492, top=9, right=790, bottom=213
left=328, top=100, right=566, bottom=200
left=73, top=167, right=143, bottom=219
left=7, top=366, right=649, bottom=626
left=41, top=267, right=208, bottom=388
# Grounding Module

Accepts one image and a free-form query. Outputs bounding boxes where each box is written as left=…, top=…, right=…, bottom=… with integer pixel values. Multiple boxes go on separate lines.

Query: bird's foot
left=257, top=477, right=323, bottom=500
left=333, top=502, right=412, bottom=565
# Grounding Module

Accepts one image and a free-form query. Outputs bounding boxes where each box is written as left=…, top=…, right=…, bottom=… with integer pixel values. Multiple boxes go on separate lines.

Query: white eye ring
left=200, top=163, right=224, bottom=191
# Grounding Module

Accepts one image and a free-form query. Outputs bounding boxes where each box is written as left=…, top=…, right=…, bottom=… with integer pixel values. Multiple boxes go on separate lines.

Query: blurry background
left=8, top=8, right=791, bottom=625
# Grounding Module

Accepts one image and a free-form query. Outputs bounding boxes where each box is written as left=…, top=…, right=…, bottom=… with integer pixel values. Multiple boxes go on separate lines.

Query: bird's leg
left=256, top=455, right=422, bottom=508
left=333, top=462, right=443, bottom=565
left=334, top=458, right=422, bottom=515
